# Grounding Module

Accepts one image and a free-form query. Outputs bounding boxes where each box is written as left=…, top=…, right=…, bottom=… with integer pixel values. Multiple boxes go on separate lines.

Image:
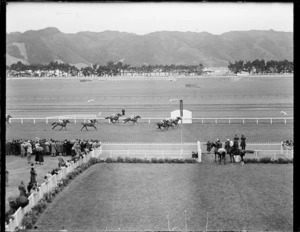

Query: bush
left=164, top=158, right=173, bottom=163
left=106, top=157, right=114, bottom=163
left=125, top=157, right=132, bottom=163
left=172, top=159, right=179, bottom=163
left=244, top=158, right=258, bottom=163
left=178, top=159, right=185, bottom=164
left=158, top=158, right=165, bottom=163
left=144, top=158, right=151, bottom=163
left=185, top=158, right=197, bottom=163
left=88, top=157, right=99, bottom=164
left=117, top=156, right=124, bottom=163
left=259, top=157, right=271, bottom=163
left=22, top=211, right=39, bottom=229
left=277, top=158, right=290, bottom=164
left=151, top=158, right=158, bottom=163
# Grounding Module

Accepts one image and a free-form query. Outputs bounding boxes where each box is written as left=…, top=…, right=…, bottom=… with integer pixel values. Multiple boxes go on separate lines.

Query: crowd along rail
left=5, top=147, right=102, bottom=232
left=7, top=117, right=293, bottom=125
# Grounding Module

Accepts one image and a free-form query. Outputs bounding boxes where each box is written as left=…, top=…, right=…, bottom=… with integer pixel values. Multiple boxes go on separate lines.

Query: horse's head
left=177, top=117, right=182, bottom=120
left=7, top=115, right=12, bottom=119
left=65, top=120, right=70, bottom=123
left=136, top=116, right=141, bottom=119
left=117, top=113, right=122, bottom=116
left=94, top=119, right=98, bottom=123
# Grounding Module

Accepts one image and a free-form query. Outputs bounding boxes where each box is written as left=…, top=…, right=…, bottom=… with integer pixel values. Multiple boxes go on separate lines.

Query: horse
left=229, top=147, right=254, bottom=163
left=171, top=117, right=182, bottom=127
left=156, top=121, right=170, bottom=131
left=105, top=113, right=122, bottom=123
left=210, top=142, right=227, bottom=164
left=6, top=115, right=12, bottom=124
left=52, top=119, right=70, bottom=130
left=123, top=115, right=141, bottom=124
left=81, top=119, right=98, bottom=131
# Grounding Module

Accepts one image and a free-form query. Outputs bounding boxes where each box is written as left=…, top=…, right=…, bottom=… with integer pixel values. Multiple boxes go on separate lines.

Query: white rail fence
left=5, top=148, right=102, bottom=232
left=7, top=117, right=293, bottom=124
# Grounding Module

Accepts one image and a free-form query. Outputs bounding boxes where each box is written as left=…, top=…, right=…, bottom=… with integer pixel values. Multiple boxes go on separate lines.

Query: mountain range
left=6, top=27, right=293, bottom=68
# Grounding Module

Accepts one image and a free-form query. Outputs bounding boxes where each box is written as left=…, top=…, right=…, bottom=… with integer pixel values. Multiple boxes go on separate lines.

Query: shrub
left=158, top=158, right=165, bottom=163
left=106, top=157, right=114, bottom=163
left=172, top=159, right=179, bottom=163
left=131, top=158, right=139, bottom=163
left=277, top=158, right=289, bottom=164
left=22, top=211, right=39, bottom=229
left=259, top=157, right=271, bottom=163
left=185, top=158, right=197, bottom=163
left=244, top=158, right=258, bottom=163
left=88, top=157, right=99, bottom=164
left=144, top=158, right=151, bottom=163
left=151, top=158, right=158, bottom=163
left=164, top=158, right=173, bottom=163
left=117, top=156, right=124, bottom=163
left=178, top=159, right=185, bottom=164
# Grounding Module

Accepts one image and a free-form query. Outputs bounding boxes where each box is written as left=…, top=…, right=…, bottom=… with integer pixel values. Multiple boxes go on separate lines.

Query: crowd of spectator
left=6, top=138, right=102, bottom=162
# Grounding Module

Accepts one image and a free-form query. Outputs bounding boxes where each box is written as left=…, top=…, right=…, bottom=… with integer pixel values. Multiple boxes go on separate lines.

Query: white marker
left=87, top=99, right=94, bottom=103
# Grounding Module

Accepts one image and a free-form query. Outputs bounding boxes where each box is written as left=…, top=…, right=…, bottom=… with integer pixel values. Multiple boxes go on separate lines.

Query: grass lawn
left=34, top=162, right=293, bottom=231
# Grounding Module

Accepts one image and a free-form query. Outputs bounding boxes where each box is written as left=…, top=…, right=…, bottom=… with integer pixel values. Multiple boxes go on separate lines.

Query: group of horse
left=156, top=117, right=182, bottom=131
left=208, top=141, right=254, bottom=165
left=104, top=113, right=141, bottom=124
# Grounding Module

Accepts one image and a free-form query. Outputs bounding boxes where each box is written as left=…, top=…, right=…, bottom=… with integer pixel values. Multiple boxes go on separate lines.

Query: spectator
left=6, top=169, right=9, bottom=186
left=51, top=140, right=57, bottom=157
left=58, top=156, right=66, bottom=168
left=35, top=142, right=40, bottom=164
left=30, top=166, right=37, bottom=185
left=44, top=141, right=50, bottom=156
left=18, top=181, right=27, bottom=197
left=26, top=142, right=33, bottom=163
left=216, top=139, right=222, bottom=149
left=233, top=134, right=239, bottom=149
left=27, top=182, right=33, bottom=193
left=206, top=141, right=211, bottom=153
left=240, top=135, right=246, bottom=150
left=20, top=142, right=26, bottom=157
left=225, top=139, right=230, bottom=153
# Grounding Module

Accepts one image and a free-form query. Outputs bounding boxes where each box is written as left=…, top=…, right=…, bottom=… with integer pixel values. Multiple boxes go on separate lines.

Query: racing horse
left=52, top=119, right=70, bottom=130
left=156, top=120, right=173, bottom=131
left=81, top=119, right=98, bottom=131
left=210, top=142, right=227, bottom=164
left=105, top=113, right=122, bottom=123
left=228, top=146, right=254, bottom=163
left=6, top=115, right=12, bottom=124
left=171, top=116, right=182, bottom=127
left=123, top=115, right=141, bottom=124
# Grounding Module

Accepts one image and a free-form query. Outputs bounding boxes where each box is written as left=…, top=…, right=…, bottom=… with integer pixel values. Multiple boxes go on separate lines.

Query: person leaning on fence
left=20, top=142, right=26, bottom=157
left=30, top=166, right=37, bottom=185
left=240, top=135, right=246, bottom=150
left=19, top=181, right=27, bottom=197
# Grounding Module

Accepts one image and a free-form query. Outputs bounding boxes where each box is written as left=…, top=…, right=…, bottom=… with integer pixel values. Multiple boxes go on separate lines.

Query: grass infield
left=33, top=163, right=293, bottom=231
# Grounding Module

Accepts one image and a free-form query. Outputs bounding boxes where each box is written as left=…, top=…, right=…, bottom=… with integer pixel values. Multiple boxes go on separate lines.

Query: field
left=5, top=76, right=294, bottom=231
left=33, top=163, right=293, bottom=231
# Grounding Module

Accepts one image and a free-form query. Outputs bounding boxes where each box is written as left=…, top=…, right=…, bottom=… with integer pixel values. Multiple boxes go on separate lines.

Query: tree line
left=228, top=59, right=293, bottom=74
left=7, top=61, right=204, bottom=77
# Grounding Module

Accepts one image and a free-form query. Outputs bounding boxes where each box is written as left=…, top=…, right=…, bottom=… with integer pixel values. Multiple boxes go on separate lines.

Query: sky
left=6, top=2, right=293, bottom=35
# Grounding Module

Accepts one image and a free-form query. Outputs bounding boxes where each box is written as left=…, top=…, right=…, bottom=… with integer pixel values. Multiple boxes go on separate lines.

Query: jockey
left=112, top=113, right=116, bottom=117
left=131, top=114, right=135, bottom=119
left=58, top=118, right=63, bottom=123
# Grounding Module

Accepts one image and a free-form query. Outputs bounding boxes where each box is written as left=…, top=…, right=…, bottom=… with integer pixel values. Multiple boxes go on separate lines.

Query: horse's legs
left=80, top=126, right=84, bottom=131
left=52, top=124, right=57, bottom=130
left=85, top=126, right=88, bottom=131
left=93, top=126, right=97, bottom=130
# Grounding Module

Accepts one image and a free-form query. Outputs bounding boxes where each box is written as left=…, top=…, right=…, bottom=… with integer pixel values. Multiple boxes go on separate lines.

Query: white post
left=215, top=119, right=217, bottom=124
left=270, top=118, right=272, bottom=124
left=197, top=141, right=202, bottom=162
left=274, top=151, right=276, bottom=160
left=243, top=118, right=245, bottom=124
left=33, top=118, right=36, bottom=124
left=21, top=118, right=23, bottom=124
left=149, top=119, right=150, bottom=124
left=74, top=118, right=76, bottom=124
left=229, top=118, right=231, bottom=124
left=284, top=118, right=286, bottom=124
left=46, top=118, right=48, bottom=124
left=256, top=118, right=258, bottom=124
left=255, top=151, right=258, bottom=160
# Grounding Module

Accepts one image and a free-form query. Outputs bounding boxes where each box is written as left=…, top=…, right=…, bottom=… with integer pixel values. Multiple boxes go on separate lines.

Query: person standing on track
left=240, top=135, right=246, bottom=150
left=233, top=134, right=239, bottom=149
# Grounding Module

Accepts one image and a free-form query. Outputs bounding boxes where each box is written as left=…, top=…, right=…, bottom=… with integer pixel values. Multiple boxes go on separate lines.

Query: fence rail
left=7, top=117, right=294, bottom=124
left=5, top=148, right=102, bottom=232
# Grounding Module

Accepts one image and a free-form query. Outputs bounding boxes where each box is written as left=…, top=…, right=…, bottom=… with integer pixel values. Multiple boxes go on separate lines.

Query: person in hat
left=35, top=143, right=40, bottom=164
left=216, top=139, right=222, bottom=149
left=206, top=141, right=212, bottom=153
left=240, top=135, right=246, bottom=150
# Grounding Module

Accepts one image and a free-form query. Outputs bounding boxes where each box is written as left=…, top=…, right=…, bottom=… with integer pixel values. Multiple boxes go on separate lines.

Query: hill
left=6, top=27, right=293, bottom=67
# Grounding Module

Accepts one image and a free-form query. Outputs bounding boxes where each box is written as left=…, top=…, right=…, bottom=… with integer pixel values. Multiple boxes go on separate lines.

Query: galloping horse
left=81, top=119, right=98, bottom=131
left=228, top=147, right=254, bottom=163
left=171, top=117, right=182, bottom=127
left=210, top=142, right=227, bottom=164
left=156, top=120, right=173, bottom=131
left=52, top=119, right=70, bottom=130
left=105, top=113, right=122, bottom=123
left=6, top=115, right=12, bottom=124
left=123, top=115, right=141, bottom=124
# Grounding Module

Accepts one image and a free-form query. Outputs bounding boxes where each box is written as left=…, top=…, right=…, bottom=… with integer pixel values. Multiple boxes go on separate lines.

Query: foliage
left=277, top=158, right=290, bottom=164
left=259, top=157, right=272, bottom=163
left=151, top=158, right=158, bottom=163
left=228, top=59, right=293, bottom=74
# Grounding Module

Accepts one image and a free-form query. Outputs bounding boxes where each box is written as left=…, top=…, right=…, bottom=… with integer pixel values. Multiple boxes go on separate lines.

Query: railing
left=5, top=147, right=102, bottom=232
left=7, top=117, right=294, bottom=124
